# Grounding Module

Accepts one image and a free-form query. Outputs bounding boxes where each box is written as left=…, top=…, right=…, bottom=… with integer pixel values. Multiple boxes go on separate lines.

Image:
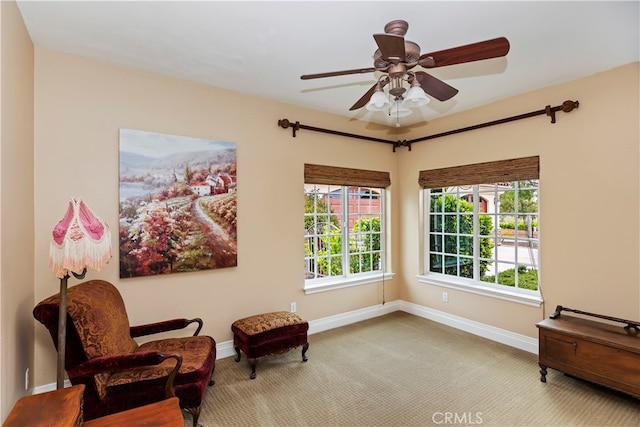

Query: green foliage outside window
left=499, top=220, right=539, bottom=230
left=304, top=193, right=339, bottom=230
left=481, top=265, right=538, bottom=290
left=304, top=192, right=342, bottom=277
left=350, top=217, right=381, bottom=273
left=304, top=193, right=381, bottom=278
left=311, top=227, right=344, bottom=277
left=430, top=193, right=494, bottom=277
left=498, top=181, right=538, bottom=213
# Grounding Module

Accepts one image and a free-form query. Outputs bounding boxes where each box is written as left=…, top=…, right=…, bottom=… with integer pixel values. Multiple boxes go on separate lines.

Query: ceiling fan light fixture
left=366, top=88, right=391, bottom=111
left=301, top=20, right=511, bottom=127
left=403, top=84, right=430, bottom=108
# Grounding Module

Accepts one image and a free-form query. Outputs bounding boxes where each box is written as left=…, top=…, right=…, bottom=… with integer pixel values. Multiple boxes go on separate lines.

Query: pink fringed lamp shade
left=49, top=198, right=112, bottom=279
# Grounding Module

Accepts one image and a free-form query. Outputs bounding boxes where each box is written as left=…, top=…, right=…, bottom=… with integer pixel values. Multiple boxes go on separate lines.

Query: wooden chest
left=536, top=307, right=640, bottom=398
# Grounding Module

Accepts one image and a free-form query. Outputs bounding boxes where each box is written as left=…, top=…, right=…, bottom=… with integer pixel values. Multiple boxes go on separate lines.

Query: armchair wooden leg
left=185, top=406, right=201, bottom=427
left=209, top=365, right=215, bottom=386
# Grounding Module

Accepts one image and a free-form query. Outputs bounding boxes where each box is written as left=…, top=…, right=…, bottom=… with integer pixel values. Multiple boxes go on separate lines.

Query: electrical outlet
left=25, top=368, right=29, bottom=390
left=290, top=302, right=297, bottom=313
left=442, top=292, right=449, bottom=303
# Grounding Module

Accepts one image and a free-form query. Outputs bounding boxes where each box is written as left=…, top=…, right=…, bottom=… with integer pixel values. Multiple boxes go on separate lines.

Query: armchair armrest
left=130, top=318, right=203, bottom=337
left=67, top=352, right=183, bottom=398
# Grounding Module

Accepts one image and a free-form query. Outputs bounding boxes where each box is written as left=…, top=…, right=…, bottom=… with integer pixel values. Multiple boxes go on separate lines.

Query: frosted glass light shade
left=403, top=85, right=430, bottom=108
left=389, top=99, right=412, bottom=117
left=366, top=90, right=391, bottom=111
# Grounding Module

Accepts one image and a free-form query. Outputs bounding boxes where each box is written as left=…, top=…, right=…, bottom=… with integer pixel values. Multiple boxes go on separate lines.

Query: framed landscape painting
left=119, top=129, right=237, bottom=278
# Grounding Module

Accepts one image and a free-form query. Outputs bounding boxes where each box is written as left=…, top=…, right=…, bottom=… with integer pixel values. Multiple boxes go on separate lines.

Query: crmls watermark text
left=432, top=412, right=483, bottom=425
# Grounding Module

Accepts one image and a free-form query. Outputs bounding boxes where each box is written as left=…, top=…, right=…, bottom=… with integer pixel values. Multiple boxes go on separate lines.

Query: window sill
left=304, top=272, right=395, bottom=295
left=416, top=274, right=543, bottom=307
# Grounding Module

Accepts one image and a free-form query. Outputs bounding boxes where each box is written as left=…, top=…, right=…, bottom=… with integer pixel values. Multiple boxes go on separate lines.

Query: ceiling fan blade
left=419, top=37, right=510, bottom=68
left=349, top=83, right=379, bottom=111
left=301, top=67, right=376, bottom=80
left=415, top=71, right=459, bottom=102
left=373, top=33, right=406, bottom=63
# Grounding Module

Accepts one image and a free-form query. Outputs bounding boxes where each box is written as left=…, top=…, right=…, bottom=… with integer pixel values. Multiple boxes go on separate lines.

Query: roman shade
left=304, top=164, right=391, bottom=188
left=418, top=156, right=539, bottom=189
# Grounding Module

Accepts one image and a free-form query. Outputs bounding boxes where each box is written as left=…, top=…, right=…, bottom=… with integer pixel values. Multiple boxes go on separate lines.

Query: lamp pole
left=56, top=274, right=69, bottom=389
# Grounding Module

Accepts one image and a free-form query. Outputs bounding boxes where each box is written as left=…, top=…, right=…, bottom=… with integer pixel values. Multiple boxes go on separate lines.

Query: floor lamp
left=49, top=197, right=112, bottom=389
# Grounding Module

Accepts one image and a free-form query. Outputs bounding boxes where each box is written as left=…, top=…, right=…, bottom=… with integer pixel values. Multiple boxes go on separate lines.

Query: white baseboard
left=33, top=380, right=71, bottom=394
left=308, top=300, right=402, bottom=335
left=35, top=300, right=537, bottom=393
left=397, top=301, right=538, bottom=354
left=219, top=299, right=537, bottom=357
left=216, top=301, right=401, bottom=359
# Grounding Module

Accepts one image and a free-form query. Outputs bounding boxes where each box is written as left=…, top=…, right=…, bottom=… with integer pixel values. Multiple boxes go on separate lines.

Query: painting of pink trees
left=119, top=129, right=237, bottom=278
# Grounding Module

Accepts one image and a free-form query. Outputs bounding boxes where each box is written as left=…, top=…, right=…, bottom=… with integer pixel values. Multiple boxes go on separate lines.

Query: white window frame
left=304, top=184, right=390, bottom=294
left=418, top=181, right=542, bottom=307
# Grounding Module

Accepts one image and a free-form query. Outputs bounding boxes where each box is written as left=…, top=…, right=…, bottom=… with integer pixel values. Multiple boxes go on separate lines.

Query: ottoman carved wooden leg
left=232, top=311, right=309, bottom=379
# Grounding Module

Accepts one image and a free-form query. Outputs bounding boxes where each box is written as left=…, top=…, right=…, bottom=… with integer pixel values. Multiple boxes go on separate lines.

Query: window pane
left=327, top=254, right=342, bottom=276
left=460, top=257, right=473, bottom=278
left=425, top=179, right=539, bottom=293
left=444, top=255, right=458, bottom=276
left=430, top=193, right=443, bottom=212
left=430, top=214, right=443, bottom=232
left=306, top=183, right=385, bottom=283
left=444, top=214, right=457, bottom=233
left=459, top=213, right=473, bottom=234
left=348, top=186, right=383, bottom=276
left=479, top=214, right=494, bottom=238
left=430, top=234, right=442, bottom=252
left=430, top=254, right=443, bottom=273
left=444, top=235, right=457, bottom=254
left=350, top=253, right=362, bottom=274
left=496, top=263, right=516, bottom=286
left=517, top=266, right=539, bottom=291
left=480, top=272, right=495, bottom=284
left=484, top=238, right=500, bottom=259
left=459, top=236, right=473, bottom=256
left=304, top=184, right=343, bottom=280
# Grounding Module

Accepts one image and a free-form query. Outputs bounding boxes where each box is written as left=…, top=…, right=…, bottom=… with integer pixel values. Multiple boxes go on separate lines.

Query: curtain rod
left=277, top=119, right=396, bottom=145
left=278, top=100, right=579, bottom=152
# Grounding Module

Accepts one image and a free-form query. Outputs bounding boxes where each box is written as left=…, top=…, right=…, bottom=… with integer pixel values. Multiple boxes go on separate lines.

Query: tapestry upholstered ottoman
left=231, top=311, right=309, bottom=379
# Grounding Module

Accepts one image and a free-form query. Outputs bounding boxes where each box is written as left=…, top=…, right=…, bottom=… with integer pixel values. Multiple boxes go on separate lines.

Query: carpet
left=185, top=312, right=640, bottom=426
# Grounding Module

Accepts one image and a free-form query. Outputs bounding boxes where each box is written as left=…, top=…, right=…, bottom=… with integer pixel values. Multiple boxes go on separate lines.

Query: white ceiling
left=16, top=1, right=640, bottom=128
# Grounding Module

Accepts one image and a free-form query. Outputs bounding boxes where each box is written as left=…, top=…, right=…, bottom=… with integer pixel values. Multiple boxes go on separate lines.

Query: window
left=419, top=157, right=540, bottom=301
left=304, top=164, right=389, bottom=292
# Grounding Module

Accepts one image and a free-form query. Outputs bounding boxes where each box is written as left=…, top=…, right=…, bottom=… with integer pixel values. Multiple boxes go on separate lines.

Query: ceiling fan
left=301, top=20, right=510, bottom=117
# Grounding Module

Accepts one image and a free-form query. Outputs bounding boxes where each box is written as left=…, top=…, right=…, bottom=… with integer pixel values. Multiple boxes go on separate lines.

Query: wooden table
left=3, top=384, right=85, bottom=427
left=84, top=397, right=184, bottom=427
left=3, top=384, right=184, bottom=427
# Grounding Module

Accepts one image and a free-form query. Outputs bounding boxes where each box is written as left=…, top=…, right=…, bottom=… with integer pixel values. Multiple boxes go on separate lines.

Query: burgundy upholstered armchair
left=33, top=280, right=216, bottom=426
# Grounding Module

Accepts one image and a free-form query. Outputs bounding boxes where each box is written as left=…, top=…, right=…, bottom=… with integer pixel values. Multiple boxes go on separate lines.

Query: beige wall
left=32, top=48, right=400, bottom=387
left=0, top=0, right=35, bottom=419
left=2, top=3, right=638, bottom=402
left=398, top=63, right=640, bottom=337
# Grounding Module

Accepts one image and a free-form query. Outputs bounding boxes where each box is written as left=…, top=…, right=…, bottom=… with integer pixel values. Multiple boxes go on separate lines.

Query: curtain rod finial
left=562, top=100, right=579, bottom=112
